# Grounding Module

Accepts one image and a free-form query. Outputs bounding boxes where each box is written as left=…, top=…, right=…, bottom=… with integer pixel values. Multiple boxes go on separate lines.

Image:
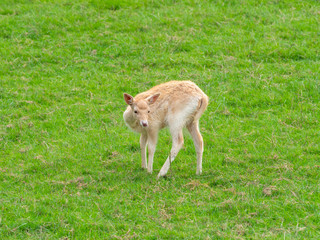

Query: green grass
left=1, top=0, right=320, bottom=239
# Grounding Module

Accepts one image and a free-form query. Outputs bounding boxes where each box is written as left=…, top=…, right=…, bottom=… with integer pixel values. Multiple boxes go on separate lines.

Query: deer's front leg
left=140, top=133, right=148, bottom=169
left=147, top=130, right=158, bottom=174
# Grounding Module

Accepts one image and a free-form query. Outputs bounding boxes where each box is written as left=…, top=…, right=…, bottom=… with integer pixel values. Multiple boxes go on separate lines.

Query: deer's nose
left=140, top=120, right=148, bottom=127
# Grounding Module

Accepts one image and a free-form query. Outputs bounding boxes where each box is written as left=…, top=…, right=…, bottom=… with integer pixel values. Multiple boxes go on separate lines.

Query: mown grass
left=0, top=0, right=320, bottom=239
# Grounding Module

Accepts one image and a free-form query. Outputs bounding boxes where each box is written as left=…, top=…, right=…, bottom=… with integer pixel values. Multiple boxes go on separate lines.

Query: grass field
left=1, top=0, right=320, bottom=239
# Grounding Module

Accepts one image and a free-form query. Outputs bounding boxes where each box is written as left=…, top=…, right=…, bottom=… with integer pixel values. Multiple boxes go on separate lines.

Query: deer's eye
left=148, top=110, right=150, bottom=113
left=134, top=110, right=138, bottom=114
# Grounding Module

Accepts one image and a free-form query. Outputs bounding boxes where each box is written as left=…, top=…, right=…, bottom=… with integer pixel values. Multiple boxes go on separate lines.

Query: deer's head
left=123, top=93, right=160, bottom=128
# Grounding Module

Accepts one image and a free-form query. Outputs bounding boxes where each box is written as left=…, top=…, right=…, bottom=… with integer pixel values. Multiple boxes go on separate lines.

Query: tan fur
left=123, top=80, right=208, bottom=177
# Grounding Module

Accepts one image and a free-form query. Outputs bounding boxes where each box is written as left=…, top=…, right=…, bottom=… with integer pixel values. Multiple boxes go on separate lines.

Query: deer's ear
left=124, top=93, right=134, bottom=105
left=147, top=93, right=160, bottom=105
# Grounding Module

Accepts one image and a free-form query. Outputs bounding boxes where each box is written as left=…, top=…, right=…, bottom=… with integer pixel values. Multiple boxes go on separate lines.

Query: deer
left=123, top=80, right=209, bottom=178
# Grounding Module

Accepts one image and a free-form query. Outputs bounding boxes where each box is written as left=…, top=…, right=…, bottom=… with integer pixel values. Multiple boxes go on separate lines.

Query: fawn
left=123, top=81, right=208, bottom=178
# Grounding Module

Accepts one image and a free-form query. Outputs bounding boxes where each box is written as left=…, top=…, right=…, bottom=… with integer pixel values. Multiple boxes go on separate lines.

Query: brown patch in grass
left=184, top=180, right=217, bottom=197
left=263, top=186, right=277, bottom=196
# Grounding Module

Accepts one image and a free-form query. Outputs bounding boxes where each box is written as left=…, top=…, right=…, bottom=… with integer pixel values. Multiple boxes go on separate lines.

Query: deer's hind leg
left=187, top=120, right=203, bottom=175
left=157, top=128, right=184, bottom=178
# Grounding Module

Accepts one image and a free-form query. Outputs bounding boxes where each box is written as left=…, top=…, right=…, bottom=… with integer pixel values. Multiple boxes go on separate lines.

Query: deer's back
left=135, top=81, right=206, bottom=102
left=135, top=81, right=208, bottom=126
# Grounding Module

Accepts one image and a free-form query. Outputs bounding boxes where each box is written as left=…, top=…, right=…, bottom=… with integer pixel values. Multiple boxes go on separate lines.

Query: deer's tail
left=194, top=94, right=209, bottom=121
